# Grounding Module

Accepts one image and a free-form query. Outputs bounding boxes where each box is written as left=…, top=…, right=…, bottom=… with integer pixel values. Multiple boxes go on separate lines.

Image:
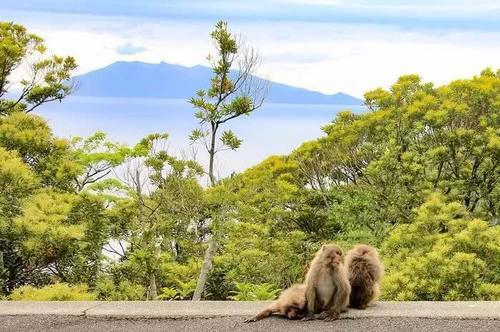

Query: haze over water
left=36, top=96, right=365, bottom=176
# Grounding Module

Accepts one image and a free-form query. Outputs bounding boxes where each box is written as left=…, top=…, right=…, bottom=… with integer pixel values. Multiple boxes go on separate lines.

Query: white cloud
left=116, top=42, right=146, bottom=55
left=2, top=10, right=499, bottom=97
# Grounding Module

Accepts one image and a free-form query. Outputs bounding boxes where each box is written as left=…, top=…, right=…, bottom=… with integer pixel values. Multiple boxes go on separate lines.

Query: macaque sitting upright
left=303, top=243, right=351, bottom=321
left=345, top=244, right=383, bottom=309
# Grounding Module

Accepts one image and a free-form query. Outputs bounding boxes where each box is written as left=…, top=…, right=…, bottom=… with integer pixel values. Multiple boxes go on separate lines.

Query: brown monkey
left=345, top=244, right=383, bottom=309
left=303, top=244, right=351, bottom=321
left=245, top=284, right=307, bottom=322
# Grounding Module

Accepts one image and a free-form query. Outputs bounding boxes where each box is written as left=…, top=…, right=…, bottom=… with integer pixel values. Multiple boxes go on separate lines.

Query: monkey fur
left=345, top=244, right=383, bottom=309
left=303, top=243, right=351, bottom=321
left=244, top=284, right=307, bottom=322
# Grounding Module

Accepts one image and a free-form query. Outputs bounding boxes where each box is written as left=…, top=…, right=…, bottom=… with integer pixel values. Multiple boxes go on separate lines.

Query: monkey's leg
left=244, top=304, right=278, bottom=323
left=324, top=286, right=349, bottom=321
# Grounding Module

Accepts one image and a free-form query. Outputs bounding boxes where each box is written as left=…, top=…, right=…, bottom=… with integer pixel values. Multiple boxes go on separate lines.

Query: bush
left=95, top=278, right=145, bottom=300
left=381, top=194, right=500, bottom=300
left=217, top=222, right=308, bottom=289
left=204, top=264, right=234, bottom=300
left=229, top=282, right=280, bottom=301
left=10, top=283, right=96, bottom=301
left=156, top=280, right=196, bottom=300
left=160, top=259, right=200, bottom=288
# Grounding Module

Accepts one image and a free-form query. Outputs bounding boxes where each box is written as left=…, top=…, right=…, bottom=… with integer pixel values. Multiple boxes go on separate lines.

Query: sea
left=36, top=96, right=366, bottom=176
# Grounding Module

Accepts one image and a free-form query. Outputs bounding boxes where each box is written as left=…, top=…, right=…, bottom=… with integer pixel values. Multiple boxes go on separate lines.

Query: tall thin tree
left=190, top=21, right=266, bottom=300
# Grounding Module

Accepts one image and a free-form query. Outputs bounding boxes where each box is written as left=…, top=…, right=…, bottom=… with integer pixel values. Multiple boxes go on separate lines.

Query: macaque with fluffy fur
left=245, top=284, right=307, bottom=322
left=303, top=244, right=351, bottom=321
left=345, top=244, right=383, bottom=309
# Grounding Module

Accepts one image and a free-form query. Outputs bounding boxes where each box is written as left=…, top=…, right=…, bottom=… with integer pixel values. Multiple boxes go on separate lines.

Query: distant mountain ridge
left=74, top=61, right=363, bottom=105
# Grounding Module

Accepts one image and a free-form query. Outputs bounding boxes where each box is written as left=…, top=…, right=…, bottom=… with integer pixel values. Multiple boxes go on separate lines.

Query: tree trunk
left=192, top=125, right=218, bottom=301
left=147, top=272, right=158, bottom=300
left=207, top=124, right=217, bottom=185
left=192, top=238, right=217, bottom=300
left=135, top=170, right=144, bottom=220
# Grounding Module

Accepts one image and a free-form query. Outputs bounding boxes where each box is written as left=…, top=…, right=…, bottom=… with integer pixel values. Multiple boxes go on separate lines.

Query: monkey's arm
left=302, top=282, right=317, bottom=320
left=244, top=303, right=278, bottom=323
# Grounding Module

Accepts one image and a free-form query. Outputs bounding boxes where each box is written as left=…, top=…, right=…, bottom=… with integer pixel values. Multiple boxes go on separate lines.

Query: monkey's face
left=328, top=249, right=342, bottom=266
left=287, top=304, right=306, bottom=319
left=331, top=250, right=342, bottom=266
left=323, top=245, right=343, bottom=267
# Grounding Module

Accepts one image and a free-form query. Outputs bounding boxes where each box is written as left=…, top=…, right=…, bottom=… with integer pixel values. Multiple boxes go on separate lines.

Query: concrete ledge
left=0, top=301, right=499, bottom=320
left=0, top=301, right=104, bottom=316
left=346, top=301, right=500, bottom=320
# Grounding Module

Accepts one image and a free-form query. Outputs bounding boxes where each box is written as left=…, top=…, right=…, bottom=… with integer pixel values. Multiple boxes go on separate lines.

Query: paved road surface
left=2, top=316, right=500, bottom=332
left=2, top=301, right=499, bottom=320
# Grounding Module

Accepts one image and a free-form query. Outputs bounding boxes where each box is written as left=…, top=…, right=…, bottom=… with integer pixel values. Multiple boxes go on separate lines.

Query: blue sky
left=3, top=0, right=499, bottom=29
left=2, top=0, right=499, bottom=96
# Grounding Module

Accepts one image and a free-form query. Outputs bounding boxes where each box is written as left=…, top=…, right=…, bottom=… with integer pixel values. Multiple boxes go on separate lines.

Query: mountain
left=74, top=61, right=363, bottom=105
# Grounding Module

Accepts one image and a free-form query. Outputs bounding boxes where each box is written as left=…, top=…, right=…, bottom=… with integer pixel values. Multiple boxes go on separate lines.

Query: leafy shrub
left=218, top=222, right=308, bottom=289
left=204, top=264, right=234, bottom=300
left=252, top=283, right=281, bottom=300
left=381, top=194, right=500, bottom=300
left=10, top=283, right=96, bottom=301
left=173, top=279, right=197, bottom=300
left=161, top=259, right=200, bottom=288
left=156, top=280, right=196, bottom=300
left=156, top=287, right=178, bottom=300
left=95, top=278, right=145, bottom=300
left=229, top=282, right=280, bottom=301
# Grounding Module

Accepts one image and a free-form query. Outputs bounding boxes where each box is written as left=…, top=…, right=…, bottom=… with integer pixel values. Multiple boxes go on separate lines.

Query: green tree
left=190, top=21, right=266, bottom=300
left=200, top=156, right=315, bottom=298
left=362, top=71, right=499, bottom=223
left=71, top=132, right=136, bottom=191
left=13, top=189, right=108, bottom=286
left=102, top=134, right=205, bottom=299
left=0, top=22, right=81, bottom=293
left=382, top=193, right=500, bottom=300
left=0, top=147, right=39, bottom=292
left=286, top=69, right=499, bottom=243
left=0, top=112, right=80, bottom=189
left=0, top=21, right=77, bottom=115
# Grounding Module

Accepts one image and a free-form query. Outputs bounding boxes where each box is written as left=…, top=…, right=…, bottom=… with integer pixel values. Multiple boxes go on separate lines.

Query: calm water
left=36, top=97, right=365, bottom=174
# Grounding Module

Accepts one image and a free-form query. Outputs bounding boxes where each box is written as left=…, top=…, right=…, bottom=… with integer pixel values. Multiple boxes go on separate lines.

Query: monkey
left=303, top=243, right=351, bottom=321
left=244, top=284, right=307, bottom=323
left=345, top=244, right=383, bottom=309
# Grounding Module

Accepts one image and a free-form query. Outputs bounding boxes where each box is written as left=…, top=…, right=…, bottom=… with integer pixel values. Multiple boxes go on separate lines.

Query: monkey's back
left=347, top=256, right=377, bottom=309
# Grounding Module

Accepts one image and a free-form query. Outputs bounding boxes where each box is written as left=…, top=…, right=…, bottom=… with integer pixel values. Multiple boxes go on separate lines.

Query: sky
left=1, top=0, right=499, bottom=97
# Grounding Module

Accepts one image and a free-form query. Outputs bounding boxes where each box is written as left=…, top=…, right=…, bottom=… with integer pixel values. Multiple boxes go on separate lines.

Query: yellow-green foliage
left=14, top=190, right=85, bottom=255
left=217, top=222, right=307, bottom=288
left=381, top=194, right=500, bottom=300
left=0, top=147, right=38, bottom=220
left=0, top=112, right=79, bottom=188
left=0, top=147, right=38, bottom=190
left=161, top=259, right=201, bottom=286
left=10, top=283, right=96, bottom=301
left=229, top=282, right=281, bottom=301
left=95, top=278, right=145, bottom=300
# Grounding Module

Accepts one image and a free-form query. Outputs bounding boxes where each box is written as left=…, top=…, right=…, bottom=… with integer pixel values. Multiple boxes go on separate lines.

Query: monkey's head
left=321, top=244, right=343, bottom=267
left=287, top=302, right=306, bottom=319
left=351, top=244, right=378, bottom=258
